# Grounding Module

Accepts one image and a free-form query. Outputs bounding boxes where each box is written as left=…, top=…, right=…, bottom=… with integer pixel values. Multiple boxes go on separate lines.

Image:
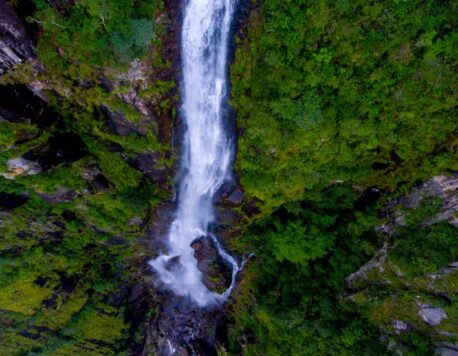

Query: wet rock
left=0, top=192, right=29, bottom=209
left=226, top=189, right=244, bottom=206
left=144, top=295, right=224, bottom=356
left=0, top=0, right=35, bottom=75
left=164, top=255, right=181, bottom=272
left=129, top=283, right=148, bottom=303
left=146, top=202, right=176, bottom=255
left=417, top=303, right=447, bottom=327
left=216, top=181, right=244, bottom=207
left=190, top=236, right=232, bottom=294
left=0, top=157, right=41, bottom=179
left=215, top=209, right=241, bottom=227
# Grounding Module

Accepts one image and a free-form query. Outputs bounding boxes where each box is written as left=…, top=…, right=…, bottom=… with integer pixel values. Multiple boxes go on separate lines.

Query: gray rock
left=418, top=303, right=447, bottom=326
left=391, top=320, right=409, bottom=334
left=40, top=187, right=75, bottom=204
left=435, top=343, right=458, bottom=356
left=346, top=241, right=388, bottom=286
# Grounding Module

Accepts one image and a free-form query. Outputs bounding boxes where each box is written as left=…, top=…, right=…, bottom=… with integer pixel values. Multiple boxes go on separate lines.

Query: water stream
left=149, top=0, right=239, bottom=307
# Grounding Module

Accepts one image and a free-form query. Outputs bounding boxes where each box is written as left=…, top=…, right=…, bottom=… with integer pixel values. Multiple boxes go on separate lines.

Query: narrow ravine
left=149, top=0, right=239, bottom=306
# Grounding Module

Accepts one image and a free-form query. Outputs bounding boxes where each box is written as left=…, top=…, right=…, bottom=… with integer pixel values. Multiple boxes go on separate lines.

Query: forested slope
left=227, top=0, right=458, bottom=354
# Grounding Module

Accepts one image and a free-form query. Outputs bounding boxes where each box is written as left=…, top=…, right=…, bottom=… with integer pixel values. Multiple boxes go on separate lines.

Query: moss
left=0, top=330, right=44, bottom=354
left=0, top=278, right=54, bottom=316
left=35, top=289, right=88, bottom=330
left=65, top=306, right=126, bottom=344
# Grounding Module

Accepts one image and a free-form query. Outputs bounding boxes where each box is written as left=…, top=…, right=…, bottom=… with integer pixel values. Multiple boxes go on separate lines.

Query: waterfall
left=149, top=0, right=239, bottom=306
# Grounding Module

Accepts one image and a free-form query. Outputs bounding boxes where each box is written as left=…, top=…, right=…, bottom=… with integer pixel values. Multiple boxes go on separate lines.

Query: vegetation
left=0, top=0, right=172, bottom=353
left=0, top=0, right=457, bottom=354
left=231, top=0, right=457, bottom=212
left=228, top=0, right=458, bottom=353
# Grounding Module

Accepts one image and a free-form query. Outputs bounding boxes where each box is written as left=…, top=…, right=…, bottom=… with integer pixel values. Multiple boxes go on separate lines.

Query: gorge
left=0, top=0, right=457, bottom=355
left=149, top=0, right=240, bottom=307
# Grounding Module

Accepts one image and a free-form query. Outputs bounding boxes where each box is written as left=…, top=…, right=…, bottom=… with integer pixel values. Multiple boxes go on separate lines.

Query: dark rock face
left=0, top=85, right=57, bottom=128
left=0, top=0, right=35, bottom=74
left=0, top=192, right=29, bottom=210
left=128, top=152, right=172, bottom=190
left=23, top=132, right=87, bottom=171
left=145, top=202, right=176, bottom=256
left=143, top=295, right=223, bottom=356
left=101, top=104, right=148, bottom=137
left=191, top=235, right=232, bottom=294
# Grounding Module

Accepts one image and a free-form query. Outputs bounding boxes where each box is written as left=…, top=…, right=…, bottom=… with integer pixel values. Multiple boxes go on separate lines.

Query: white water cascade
left=149, top=0, right=239, bottom=306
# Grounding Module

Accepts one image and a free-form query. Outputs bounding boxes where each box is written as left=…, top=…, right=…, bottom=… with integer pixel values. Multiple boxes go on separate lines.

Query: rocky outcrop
left=128, top=152, right=172, bottom=190
left=191, top=235, right=233, bottom=294
left=144, top=295, right=224, bottom=356
left=379, top=173, right=458, bottom=234
left=0, top=0, right=35, bottom=75
left=346, top=241, right=388, bottom=287
left=417, top=304, right=447, bottom=327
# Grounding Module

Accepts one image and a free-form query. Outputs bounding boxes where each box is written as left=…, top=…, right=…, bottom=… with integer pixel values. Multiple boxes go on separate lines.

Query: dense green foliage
left=228, top=0, right=458, bottom=353
left=232, top=0, right=458, bottom=211
left=229, top=186, right=385, bottom=354
left=229, top=188, right=458, bottom=354
left=35, top=0, right=163, bottom=69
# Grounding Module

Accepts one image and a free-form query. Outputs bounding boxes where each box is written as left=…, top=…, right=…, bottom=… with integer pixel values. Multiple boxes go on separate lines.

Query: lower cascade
left=149, top=0, right=239, bottom=306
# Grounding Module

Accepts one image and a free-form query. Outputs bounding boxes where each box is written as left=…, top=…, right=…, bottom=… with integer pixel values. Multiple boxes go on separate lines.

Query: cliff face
left=0, top=0, right=35, bottom=75
left=0, top=1, right=179, bottom=353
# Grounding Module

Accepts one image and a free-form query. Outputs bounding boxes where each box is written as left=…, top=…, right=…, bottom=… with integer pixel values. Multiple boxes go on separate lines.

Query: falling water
left=149, top=0, right=239, bottom=306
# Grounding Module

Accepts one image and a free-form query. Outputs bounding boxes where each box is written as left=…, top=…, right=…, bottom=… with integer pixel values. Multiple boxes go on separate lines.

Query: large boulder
left=190, top=235, right=232, bottom=294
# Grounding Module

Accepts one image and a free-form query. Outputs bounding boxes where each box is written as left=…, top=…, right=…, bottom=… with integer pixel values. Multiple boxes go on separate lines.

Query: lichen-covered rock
left=391, top=320, right=410, bottom=335
left=418, top=304, right=447, bottom=327
left=0, top=157, right=41, bottom=179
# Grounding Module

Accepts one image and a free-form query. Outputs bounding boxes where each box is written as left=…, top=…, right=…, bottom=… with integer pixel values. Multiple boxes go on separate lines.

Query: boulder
left=190, top=235, right=232, bottom=294
left=216, top=181, right=244, bottom=207
left=418, top=303, right=447, bottom=327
